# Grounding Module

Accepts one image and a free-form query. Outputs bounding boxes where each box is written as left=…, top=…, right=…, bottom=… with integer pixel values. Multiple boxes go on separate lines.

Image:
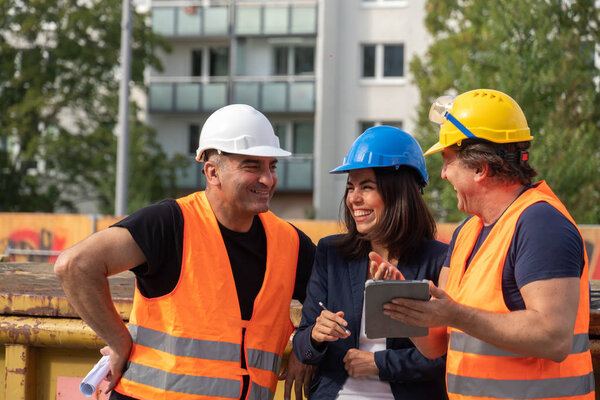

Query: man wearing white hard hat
left=55, top=104, right=316, bottom=400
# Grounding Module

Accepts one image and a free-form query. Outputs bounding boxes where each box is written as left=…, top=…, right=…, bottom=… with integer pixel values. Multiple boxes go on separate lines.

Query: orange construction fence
left=1, top=212, right=599, bottom=279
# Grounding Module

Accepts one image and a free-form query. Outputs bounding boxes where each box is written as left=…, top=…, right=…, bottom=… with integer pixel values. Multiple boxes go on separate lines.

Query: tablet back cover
left=364, top=280, right=429, bottom=339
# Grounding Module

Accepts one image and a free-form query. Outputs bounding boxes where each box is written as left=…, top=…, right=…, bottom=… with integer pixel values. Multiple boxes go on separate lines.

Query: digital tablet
left=364, top=279, right=430, bottom=339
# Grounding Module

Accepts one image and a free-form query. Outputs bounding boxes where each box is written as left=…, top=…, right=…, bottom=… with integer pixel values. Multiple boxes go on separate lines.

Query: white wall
left=314, top=0, right=430, bottom=219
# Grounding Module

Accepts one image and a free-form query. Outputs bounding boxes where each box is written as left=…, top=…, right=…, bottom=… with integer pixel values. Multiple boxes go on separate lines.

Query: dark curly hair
left=451, top=139, right=537, bottom=186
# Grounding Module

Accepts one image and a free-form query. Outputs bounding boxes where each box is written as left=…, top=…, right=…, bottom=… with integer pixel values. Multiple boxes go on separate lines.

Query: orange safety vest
left=445, top=181, right=594, bottom=400
left=115, top=191, right=299, bottom=400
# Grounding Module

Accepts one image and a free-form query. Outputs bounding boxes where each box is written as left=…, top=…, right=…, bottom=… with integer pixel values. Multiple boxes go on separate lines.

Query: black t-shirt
left=112, top=198, right=315, bottom=318
left=109, top=199, right=316, bottom=400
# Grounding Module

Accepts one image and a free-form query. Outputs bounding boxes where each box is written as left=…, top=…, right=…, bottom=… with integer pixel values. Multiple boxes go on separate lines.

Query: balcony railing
left=177, top=156, right=313, bottom=191
left=235, top=4, right=317, bottom=36
left=152, top=6, right=229, bottom=37
left=148, top=77, right=315, bottom=113
left=151, top=3, right=317, bottom=38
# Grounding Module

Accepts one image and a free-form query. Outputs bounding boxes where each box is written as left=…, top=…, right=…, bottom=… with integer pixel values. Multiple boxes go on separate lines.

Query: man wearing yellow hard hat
left=379, top=89, right=594, bottom=400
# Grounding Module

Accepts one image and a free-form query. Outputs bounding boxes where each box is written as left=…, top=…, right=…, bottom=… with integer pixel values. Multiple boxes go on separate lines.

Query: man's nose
left=258, top=169, right=275, bottom=187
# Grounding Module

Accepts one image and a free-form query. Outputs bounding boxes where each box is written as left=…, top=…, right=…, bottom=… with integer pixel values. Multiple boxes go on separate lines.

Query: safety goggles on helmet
left=428, top=96, right=479, bottom=141
left=424, top=89, right=533, bottom=155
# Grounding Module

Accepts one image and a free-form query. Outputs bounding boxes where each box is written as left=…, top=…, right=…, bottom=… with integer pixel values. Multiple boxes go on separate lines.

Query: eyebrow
left=239, top=159, right=278, bottom=166
left=347, top=178, right=377, bottom=186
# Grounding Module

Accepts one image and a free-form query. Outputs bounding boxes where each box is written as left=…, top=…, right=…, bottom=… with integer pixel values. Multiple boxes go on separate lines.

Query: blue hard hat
left=330, top=125, right=429, bottom=186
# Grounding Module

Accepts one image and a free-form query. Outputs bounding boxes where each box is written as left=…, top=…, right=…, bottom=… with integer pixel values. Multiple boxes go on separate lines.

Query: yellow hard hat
left=424, top=89, right=533, bottom=155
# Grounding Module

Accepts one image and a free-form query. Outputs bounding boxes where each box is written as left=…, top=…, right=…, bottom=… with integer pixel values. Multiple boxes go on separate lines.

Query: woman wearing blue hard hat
left=293, top=126, right=448, bottom=399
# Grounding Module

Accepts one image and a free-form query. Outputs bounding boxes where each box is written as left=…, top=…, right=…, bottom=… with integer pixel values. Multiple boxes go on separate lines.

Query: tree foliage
left=411, top=0, right=600, bottom=224
left=0, top=0, right=184, bottom=214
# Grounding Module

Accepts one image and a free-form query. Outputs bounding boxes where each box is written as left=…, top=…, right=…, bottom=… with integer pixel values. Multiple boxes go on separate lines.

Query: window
left=273, top=123, right=289, bottom=151
left=190, top=47, right=229, bottom=77
left=189, top=124, right=200, bottom=155
left=191, top=50, right=202, bottom=76
left=272, top=46, right=315, bottom=75
left=294, top=47, right=314, bottom=75
left=293, top=122, right=314, bottom=154
left=273, top=47, right=288, bottom=75
left=361, top=44, right=404, bottom=79
left=384, top=45, right=404, bottom=77
left=359, top=120, right=403, bottom=135
left=362, top=45, right=375, bottom=77
left=273, top=121, right=314, bottom=154
left=209, top=47, right=229, bottom=76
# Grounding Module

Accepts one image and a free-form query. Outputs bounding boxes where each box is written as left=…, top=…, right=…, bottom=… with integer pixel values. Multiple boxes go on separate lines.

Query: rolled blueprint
left=79, top=354, right=110, bottom=397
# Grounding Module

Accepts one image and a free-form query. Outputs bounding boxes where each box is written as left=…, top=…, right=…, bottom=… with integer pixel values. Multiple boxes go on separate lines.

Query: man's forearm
left=450, top=304, right=573, bottom=362
left=55, top=254, right=132, bottom=354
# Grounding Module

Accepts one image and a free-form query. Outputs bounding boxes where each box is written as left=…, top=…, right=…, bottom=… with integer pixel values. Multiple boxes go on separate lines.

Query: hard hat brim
left=329, top=164, right=369, bottom=174
left=234, top=146, right=291, bottom=158
left=424, top=142, right=445, bottom=156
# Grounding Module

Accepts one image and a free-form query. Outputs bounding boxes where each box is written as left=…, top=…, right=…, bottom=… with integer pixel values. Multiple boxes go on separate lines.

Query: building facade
left=146, top=0, right=430, bottom=220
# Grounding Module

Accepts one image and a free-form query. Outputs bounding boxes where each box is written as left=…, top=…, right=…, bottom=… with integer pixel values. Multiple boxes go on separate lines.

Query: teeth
left=353, top=210, right=372, bottom=217
left=251, top=189, right=269, bottom=194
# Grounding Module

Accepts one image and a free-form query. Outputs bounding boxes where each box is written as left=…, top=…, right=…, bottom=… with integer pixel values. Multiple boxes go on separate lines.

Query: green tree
left=0, top=0, right=183, bottom=214
left=411, top=0, right=600, bottom=224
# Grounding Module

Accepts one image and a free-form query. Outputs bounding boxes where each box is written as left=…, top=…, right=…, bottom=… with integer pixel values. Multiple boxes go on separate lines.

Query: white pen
left=318, top=301, right=350, bottom=334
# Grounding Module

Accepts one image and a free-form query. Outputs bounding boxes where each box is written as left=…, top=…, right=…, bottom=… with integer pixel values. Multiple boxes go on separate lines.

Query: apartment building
left=146, top=0, right=430, bottom=220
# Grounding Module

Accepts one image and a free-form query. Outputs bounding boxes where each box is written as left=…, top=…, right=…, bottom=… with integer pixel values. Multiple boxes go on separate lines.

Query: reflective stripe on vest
left=129, top=324, right=240, bottom=362
left=247, top=348, right=282, bottom=375
left=123, top=361, right=241, bottom=398
left=449, top=331, right=590, bottom=357
left=128, top=324, right=282, bottom=376
left=248, top=382, right=275, bottom=400
left=447, top=372, right=595, bottom=400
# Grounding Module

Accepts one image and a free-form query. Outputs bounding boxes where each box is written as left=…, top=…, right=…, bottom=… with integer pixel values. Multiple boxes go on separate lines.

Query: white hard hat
left=196, top=104, right=291, bottom=161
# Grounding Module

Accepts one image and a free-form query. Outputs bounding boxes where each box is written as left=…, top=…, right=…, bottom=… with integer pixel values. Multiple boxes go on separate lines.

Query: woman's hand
left=311, top=309, right=351, bottom=344
left=369, top=252, right=404, bottom=280
left=343, top=349, right=379, bottom=377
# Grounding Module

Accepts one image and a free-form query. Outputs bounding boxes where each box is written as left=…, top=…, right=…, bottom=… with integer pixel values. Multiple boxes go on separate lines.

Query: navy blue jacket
left=293, top=235, right=448, bottom=400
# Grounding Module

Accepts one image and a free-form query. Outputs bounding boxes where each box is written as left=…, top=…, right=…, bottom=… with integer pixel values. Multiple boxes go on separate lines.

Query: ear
left=204, top=161, right=221, bottom=187
left=473, top=163, right=489, bottom=183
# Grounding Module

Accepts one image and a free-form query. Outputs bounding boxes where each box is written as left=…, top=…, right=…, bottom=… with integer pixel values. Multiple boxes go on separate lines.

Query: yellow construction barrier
left=0, top=262, right=306, bottom=400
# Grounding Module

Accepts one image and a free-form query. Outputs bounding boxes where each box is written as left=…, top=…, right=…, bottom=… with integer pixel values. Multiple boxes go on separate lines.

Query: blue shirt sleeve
left=510, top=202, right=584, bottom=289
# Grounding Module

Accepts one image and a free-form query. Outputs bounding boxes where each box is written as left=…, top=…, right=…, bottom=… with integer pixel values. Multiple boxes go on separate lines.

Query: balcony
left=152, top=6, right=229, bottom=38
left=235, top=4, right=317, bottom=36
left=148, top=77, right=315, bottom=113
left=177, top=156, right=313, bottom=192
left=151, top=3, right=317, bottom=38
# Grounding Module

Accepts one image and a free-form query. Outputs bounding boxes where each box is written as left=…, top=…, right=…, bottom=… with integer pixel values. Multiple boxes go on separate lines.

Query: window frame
left=190, top=46, right=230, bottom=78
left=360, top=0, right=409, bottom=8
left=358, top=120, right=404, bottom=136
left=360, top=43, right=406, bottom=83
left=271, top=45, right=315, bottom=76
